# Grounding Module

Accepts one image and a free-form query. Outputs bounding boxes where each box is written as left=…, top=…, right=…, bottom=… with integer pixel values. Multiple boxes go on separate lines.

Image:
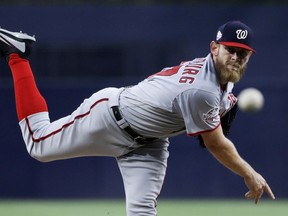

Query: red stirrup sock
left=8, top=53, right=48, bottom=121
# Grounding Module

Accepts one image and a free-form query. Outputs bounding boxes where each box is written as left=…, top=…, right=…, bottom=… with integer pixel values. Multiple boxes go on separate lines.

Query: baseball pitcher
left=0, top=21, right=275, bottom=216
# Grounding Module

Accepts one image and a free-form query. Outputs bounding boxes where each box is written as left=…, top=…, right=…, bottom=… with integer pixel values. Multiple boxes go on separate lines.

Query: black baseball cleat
left=0, top=27, right=36, bottom=61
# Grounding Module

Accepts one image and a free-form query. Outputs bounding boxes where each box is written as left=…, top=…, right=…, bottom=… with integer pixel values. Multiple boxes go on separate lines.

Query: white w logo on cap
left=236, top=29, right=248, bottom=39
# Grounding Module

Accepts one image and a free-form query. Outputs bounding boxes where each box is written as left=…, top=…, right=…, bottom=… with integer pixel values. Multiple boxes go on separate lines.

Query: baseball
left=237, top=88, right=264, bottom=113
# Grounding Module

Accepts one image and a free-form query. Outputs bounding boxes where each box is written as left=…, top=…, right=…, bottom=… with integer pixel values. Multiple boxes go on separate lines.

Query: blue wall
left=0, top=5, right=287, bottom=199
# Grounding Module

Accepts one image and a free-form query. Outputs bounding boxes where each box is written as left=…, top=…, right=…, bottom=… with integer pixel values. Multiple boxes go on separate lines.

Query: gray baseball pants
left=19, top=87, right=169, bottom=216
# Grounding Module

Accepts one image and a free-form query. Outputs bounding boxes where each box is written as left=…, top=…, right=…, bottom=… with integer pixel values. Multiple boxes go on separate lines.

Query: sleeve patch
left=203, top=107, right=220, bottom=124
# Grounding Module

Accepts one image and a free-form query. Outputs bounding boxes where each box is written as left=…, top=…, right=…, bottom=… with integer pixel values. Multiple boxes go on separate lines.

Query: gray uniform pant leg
left=117, top=139, right=169, bottom=216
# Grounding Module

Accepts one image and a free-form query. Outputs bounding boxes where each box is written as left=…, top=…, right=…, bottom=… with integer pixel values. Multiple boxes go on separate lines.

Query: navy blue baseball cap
left=216, top=21, right=255, bottom=52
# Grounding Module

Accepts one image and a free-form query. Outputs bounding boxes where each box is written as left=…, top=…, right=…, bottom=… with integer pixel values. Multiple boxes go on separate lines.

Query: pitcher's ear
left=210, top=41, right=220, bottom=56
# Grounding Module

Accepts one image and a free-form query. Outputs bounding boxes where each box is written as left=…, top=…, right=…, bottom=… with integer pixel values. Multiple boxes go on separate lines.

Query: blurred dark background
left=0, top=1, right=287, bottom=200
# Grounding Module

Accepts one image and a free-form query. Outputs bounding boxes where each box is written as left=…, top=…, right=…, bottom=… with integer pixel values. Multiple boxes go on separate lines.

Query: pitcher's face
left=211, top=41, right=252, bottom=84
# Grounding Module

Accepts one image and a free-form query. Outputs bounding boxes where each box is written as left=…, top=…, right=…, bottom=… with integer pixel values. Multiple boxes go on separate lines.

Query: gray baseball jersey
left=120, top=53, right=236, bottom=138
left=19, top=53, right=236, bottom=216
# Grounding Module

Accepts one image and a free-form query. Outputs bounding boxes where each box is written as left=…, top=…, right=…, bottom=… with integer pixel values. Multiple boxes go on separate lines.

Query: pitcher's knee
left=29, top=151, right=52, bottom=163
left=27, top=145, right=54, bottom=163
